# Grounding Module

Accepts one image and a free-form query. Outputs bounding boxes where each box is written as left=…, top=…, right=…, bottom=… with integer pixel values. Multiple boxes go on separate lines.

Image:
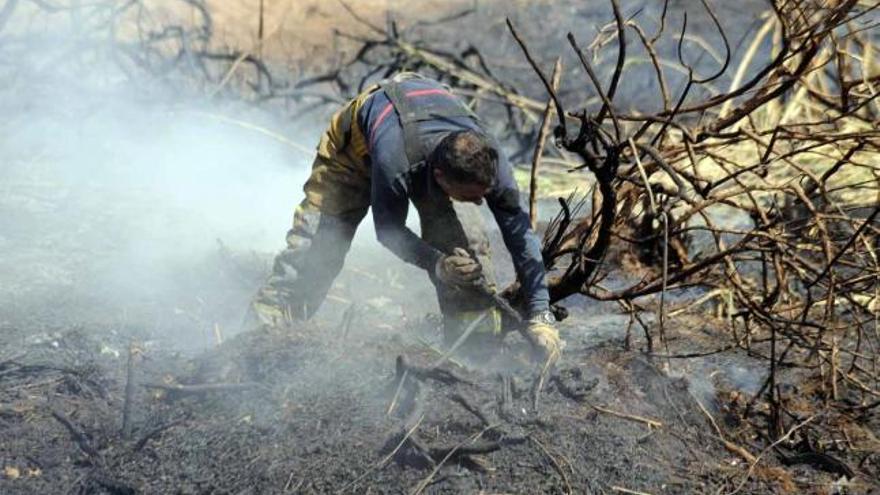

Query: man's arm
left=360, top=85, right=450, bottom=271
left=486, top=150, right=550, bottom=316
left=370, top=141, right=444, bottom=271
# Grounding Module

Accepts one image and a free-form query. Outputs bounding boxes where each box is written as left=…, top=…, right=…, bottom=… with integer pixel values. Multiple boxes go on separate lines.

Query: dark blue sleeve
left=367, top=98, right=444, bottom=271
left=371, top=170, right=444, bottom=272
left=486, top=149, right=550, bottom=316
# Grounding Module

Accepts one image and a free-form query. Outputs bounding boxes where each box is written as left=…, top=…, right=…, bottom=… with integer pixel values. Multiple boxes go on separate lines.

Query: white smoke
left=0, top=4, right=441, bottom=350
left=0, top=5, right=332, bottom=346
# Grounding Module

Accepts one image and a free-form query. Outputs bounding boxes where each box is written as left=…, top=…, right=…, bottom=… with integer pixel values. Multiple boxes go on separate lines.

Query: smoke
left=3, top=101, right=305, bottom=336
left=0, top=9, right=330, bottom=347
left=0, top=3, right=444, bottom=352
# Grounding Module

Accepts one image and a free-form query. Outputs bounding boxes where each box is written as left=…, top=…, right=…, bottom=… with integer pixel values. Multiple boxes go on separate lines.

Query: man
left=252, top=73, right=560, bottom=361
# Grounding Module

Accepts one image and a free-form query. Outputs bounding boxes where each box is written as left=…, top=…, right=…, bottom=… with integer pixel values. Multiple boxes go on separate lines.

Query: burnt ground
left=1, top=236, right=876, bottom=494
left=1, top=1, right=878, bottom=491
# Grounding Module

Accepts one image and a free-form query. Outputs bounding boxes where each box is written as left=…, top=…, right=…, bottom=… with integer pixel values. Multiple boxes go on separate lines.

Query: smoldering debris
left=2, top=0, right=879, bottom=493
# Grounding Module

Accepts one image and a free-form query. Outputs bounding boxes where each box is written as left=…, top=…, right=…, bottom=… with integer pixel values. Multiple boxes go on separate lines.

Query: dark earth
left=2, top=0, right=878, bottom=493
left=1, top=238, right=872, bottom=493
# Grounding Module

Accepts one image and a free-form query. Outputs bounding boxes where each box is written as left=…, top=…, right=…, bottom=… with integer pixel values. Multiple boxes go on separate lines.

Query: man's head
left=430, top=131, right=497, bottom=205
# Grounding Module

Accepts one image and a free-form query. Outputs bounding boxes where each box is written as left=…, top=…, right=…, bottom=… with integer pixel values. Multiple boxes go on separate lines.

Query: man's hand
left=526, top=311, right=563, bottom=364
left=435, top=247, right=483, bottom=288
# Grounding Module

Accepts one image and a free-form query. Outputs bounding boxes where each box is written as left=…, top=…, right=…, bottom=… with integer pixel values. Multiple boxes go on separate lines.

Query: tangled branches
left=4, top=0, right=877, bottom=478
left=504, top=0, right=879, bottom=450
left=313, top=3, right=878, bottom=466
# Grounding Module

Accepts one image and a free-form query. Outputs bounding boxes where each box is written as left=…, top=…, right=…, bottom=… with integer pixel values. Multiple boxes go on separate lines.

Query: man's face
left=434, top=169, right=490, bottom=205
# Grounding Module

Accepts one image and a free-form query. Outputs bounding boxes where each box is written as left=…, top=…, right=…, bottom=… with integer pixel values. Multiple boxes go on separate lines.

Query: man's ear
left=433, top=167, right=444, bottom=182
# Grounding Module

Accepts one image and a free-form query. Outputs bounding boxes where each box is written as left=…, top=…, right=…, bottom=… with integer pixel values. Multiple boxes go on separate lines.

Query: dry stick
left=430, top=311, right=488, bottom=369
left=336, top=414, right=425, bottom=494
left=807, top=205, right=880, bottom=290
left=133, top=418, right=187, bottom=452
left=505, top=17, right=567, bottom=136
left=726, top=414, right=817, bottom=495
left=121, top=341, right=138, bottom=439
left=411, top=335, right=466, bottom=369
left=592, top=405, right=663, bottom=429
left=531, top=346, right=560, bottom=411
left=692, top=394, right=757, bottom=464
left=385, top=369, right=409, bottom=416
left=448, top=393, right=491, bottom=427
left=530, top=363, right=552, bottom=408
left=397, top=356, right=475, bottom=388
left=842, top=372, right=880, bottom=398
left=624, top=305, right=635, bottom=350
left=142, top=382, right=257, bottom=395
left=531, top=436, right=573, bottom=495
left=627, top=138, right=669, bottom=356
left=768, top=319, right=781, bottom=439
left=627, top=20, right=670, bottom=112
left=595, top=0, right=627, bottom=135
left=584, top=234, right=755, bottom=300
left=611, top=487, right=655, bottom=495
left=567, top=31, right=622, bottom=140
left=529, top=57, right=563, bottom=231
left=659, top=209, right=670, bottom=360
left=49, top=405, right=99, bottom=458
left=666, top=288, right=725, bottom=318
left=336, top=0, right=385, bottom=35
left=831, top=337, right=840, bottom=400
left=208, top=13, right=287, bottom=98
left=718, top=14, right=777, bottom=120
left=620, top=291, right=655, bottom=353
left=409, top=424, right=496, bottom=495
left=189, top=111, right=314, bottom=156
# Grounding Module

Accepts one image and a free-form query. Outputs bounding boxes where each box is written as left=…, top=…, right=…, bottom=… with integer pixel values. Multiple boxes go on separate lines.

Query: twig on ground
left=133, top=418, right=187, bottom=452
left=386, top=369, right=409, bottom=416
left=429, top=311, right=488, bottom=368
left=397, top=355, right=475, bottom=388
left=726, top=414, right=817, bottom=495
left=611, top=486, right=654, bottom=495
left=142, top=382, right=258, bottom=396
left=337, top=413, right=425, bottom=494
left=121, top=341, right=138, bottom=438
left=89, top=471, right=136, bottom=495
left=48, top=405, right=99, bottom=458
left=692, top=394, right=757, bottom=464
left=592, top=404, right=663, bottom=429
left=409, top=424, right=496, bottom=495
left=448, top=393, right=492, bottom=426
left=531, top=436, right=573, bottom=495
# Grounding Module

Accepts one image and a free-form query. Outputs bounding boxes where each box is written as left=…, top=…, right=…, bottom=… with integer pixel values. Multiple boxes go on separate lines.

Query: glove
left=435, top=248, right=483, bottom=288
left=525, top=310, right=563, bottom=364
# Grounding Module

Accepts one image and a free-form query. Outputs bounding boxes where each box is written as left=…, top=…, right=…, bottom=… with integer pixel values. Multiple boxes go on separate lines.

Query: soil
left=1, top=1, right=877, bottom=493
left=1, top=245, right=872, bottom=493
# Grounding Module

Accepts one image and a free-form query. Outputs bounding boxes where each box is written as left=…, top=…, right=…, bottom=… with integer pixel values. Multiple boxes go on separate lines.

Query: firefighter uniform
left=252, top=73, right=550, bottom=346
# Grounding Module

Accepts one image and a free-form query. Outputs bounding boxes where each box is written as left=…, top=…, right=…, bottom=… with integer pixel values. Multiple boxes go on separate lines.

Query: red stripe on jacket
left=368, top=89, right=454, bottom=150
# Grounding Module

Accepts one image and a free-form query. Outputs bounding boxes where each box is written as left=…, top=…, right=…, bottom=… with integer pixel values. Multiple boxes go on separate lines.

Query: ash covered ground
left=0, top=165, right=860, bottom=492
left=1, top=0, right=877, bottom=493
left=0, top=249, right=830, bottom=494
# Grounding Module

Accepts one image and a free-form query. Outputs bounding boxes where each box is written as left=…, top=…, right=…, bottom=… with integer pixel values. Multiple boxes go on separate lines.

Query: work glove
left=525, top=310, right=563, bottom=364
left=435, top=248, right=483, bottom=288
